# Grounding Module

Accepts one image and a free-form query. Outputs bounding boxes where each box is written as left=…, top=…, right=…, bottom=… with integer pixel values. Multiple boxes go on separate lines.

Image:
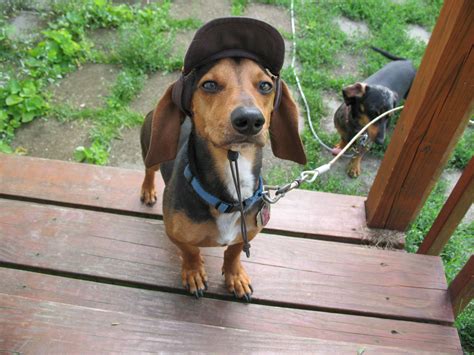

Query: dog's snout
left=231, top=107, right=265, bottom=136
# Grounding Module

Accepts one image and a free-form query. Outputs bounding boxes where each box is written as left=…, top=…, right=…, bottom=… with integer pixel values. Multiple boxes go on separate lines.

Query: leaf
left=0, top=110, right=8, bottom=122
left=25, top=96, right=45, bottom=112
left=74, top=146, right=86, bottom=162
left=21, top=111, right=35, bottom=123
left=6, top=95, right=23, bottom=106
left=0, top=141, right=13, bottom=154
left=8, top=80, right=21, bottom=94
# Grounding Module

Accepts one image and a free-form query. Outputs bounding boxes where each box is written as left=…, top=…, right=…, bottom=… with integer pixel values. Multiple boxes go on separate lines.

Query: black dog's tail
left=370, top=46, right=406, bottom=61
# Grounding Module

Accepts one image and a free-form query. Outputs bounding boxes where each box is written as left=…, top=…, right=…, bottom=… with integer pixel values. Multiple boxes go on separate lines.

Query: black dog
left=333, top=47, right=416, bottom=177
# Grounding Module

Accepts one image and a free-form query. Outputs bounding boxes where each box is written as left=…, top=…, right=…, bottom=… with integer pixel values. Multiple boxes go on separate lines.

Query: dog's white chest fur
left=215, top=155, right=255, bottom=246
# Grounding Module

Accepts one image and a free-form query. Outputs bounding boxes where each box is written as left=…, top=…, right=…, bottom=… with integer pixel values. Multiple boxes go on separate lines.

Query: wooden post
left=417, top=157, right=474, bottom=255
left=365, top=0, right=474, bottom=230
left=449, top=255, right=474, bottom=317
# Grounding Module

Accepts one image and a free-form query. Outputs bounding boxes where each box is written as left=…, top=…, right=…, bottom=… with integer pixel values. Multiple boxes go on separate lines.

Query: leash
left=289, top=0, right=353, bottom=158
left=262, top=106, right=404, bottom=204
left=228, top=150, right=252, bottom=258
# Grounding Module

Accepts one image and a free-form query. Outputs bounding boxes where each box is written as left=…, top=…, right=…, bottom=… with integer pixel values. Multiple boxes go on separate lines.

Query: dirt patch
left=407, top=24, right=430, bottom=44
left=8, top=11, right=46, bottom=41
left=321, top=92, right=341, bottom=135
left=336, top=17, right=370, bottom=38
left=170, top=0, right=231, bottom=22
left=50, top=63, right=120, bottom=109
left=108, top=126, right=143, bottom=170
left=129, top=71, right=180, bottom=115
left=11, top=118, right=92, bottom=162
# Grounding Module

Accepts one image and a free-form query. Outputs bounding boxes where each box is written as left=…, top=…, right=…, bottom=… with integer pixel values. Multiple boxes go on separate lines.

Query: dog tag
left=256, top=202, right=271, bottom=228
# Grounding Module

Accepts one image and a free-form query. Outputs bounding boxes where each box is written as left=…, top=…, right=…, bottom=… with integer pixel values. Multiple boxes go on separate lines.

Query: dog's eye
left=258, top=81, right=273, bottom=94
left=201, top=81, right=219, bottom=92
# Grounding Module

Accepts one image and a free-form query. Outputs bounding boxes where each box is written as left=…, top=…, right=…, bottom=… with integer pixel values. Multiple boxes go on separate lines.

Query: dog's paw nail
left=203, top=281, right=208, bottom=291
left=244, top=293, right=252, bottom=303
left=249, top=284, right=254, bottom=294
left=233, top=290, right=238, bottom=299
left=194, top=291, right=200, bottom=299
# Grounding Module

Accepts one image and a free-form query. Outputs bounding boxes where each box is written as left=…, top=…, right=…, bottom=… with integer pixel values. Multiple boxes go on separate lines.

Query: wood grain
left=0, top=199, right=453, bottom=324
left=2, top=293, right=436, bottom=354
left=418, top=157, right=474, bottom=255
left=0, top=268, right=461, bottom=353
left=0, top=153, right=404, bottom=247
left=366, top=0, right=474, bottom=230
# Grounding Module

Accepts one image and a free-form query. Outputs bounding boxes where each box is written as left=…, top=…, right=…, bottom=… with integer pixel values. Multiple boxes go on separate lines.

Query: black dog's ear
left=342, top=82, right=367, bottom=105
left=144, top=82, right=186, bottom=168
left=270, top=80, right=307, bottom=165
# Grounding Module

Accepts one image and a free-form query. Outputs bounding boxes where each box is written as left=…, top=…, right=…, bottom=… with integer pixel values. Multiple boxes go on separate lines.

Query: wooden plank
left=0, top=199, right=453, bottom=324
left=0, top=153, right=404, bottom=247
left=449, top=255, right=474, bottom=317
left=418, top=157, right=474, bottom=255
left=366, top=0, right=474, bottom=230
left=1, top=294, right=434, bottom=354
left=0, top=268, right=462, bottom=353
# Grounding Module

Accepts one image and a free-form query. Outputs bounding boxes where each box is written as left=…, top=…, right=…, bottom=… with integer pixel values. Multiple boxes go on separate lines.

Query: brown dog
left=139, top=18, right=306, bottom=301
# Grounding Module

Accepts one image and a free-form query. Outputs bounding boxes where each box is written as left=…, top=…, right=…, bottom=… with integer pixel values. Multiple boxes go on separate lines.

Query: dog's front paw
left=182, top=263, right=208, bottom=299
left=222, top=263, right=253, bottom=302
left=140, top=186, right=157, bottom=206
left=347, top=160, right=361, bottom=178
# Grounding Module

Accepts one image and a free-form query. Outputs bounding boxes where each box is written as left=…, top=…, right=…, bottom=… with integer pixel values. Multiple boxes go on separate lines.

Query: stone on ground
left=170, top=0, right=231, bottom=22
left=50, top=64, right=120, bottom=109
left=336, top=17, right=370, bottom=38
left=129, top=72, right=180, bottom=115
left=108, top=126, right=143, bottom=170
left=11, top=118, right=92, bottom=162
left=321, top=92, right=341, bottom=135
left=8, top=11, right=46, bottom=41
left=407, top=24, right=431, bottom=44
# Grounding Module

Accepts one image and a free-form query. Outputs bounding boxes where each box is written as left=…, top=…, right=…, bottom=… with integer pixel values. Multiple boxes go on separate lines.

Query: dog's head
left=144, top=17, right=306, bottom=168
left=342, top=82, right=398, bottom=145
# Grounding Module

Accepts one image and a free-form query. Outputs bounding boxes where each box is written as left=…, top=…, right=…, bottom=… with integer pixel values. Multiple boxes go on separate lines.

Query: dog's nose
left=230, top=107, right=265, bottom=136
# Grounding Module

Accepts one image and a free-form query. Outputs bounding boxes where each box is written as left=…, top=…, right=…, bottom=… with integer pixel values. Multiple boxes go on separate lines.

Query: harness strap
left=184, top=164, right=263, bottom=214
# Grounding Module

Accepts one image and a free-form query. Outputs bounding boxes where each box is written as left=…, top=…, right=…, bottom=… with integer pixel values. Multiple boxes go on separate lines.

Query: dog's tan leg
left=347, top=145, right=368, bottom=178
left=347, top=154, right=362, bottom=178
left=140, top=165, right=159, bottom=206
left=222, top=242, right=253, bottom=301
left=174, top=241, right=208, bottom=298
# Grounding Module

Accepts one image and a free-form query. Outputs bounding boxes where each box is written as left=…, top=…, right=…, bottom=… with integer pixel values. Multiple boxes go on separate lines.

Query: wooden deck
left=0, top=154, right=462, bottom=353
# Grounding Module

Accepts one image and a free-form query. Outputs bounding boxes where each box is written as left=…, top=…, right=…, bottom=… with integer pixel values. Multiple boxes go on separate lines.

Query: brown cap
left=183, top=17, right=285, bottom=76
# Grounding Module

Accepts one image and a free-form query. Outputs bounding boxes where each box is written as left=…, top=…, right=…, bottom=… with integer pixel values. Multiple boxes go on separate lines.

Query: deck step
left=0, top=198, right=452, bottom=324
left=0, top=154, right=404, bottom=247
left=0, top=269, right=462, bottom=354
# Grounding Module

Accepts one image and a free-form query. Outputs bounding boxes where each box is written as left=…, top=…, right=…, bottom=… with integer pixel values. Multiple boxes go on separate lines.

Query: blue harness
left=184, top=164, right=263, bottom=214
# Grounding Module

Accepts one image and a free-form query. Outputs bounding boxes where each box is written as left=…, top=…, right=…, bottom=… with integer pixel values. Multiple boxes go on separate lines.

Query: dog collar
left=184, top=164, right=263, bottom=214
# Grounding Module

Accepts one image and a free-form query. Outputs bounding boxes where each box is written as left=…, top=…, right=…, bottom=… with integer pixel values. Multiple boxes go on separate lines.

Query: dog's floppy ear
left=144, top=83, right=185, bottom=168
left=342, top=82, right=366, bottom=105
left=270, top=80, right=307, bottom=165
